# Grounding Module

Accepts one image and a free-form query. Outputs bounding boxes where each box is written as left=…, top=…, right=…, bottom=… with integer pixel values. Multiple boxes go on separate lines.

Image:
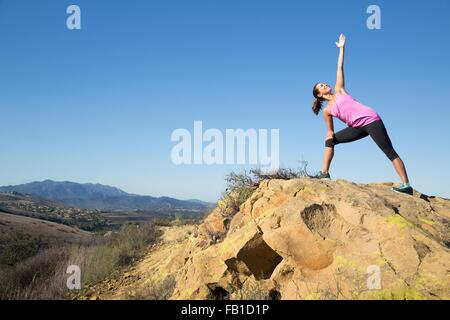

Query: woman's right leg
left=364, top=120, right=410, bottom=184
left=392, top=157, right=410, bottom=184
left=321, top=126, right=368, bottom=173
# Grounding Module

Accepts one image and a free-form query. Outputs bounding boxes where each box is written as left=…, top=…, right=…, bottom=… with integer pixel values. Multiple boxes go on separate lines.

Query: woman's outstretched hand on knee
left=326, top=131, right=335, bottom=140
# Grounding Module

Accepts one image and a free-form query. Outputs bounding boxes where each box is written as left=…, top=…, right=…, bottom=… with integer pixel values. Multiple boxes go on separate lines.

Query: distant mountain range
left=0, top=180, right=214, bottom=211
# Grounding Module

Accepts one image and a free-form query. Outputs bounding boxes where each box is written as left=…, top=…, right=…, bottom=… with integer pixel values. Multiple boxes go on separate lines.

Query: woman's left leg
left=365, top=120, right=410, bottom=184
left=321, top=126, right=368, bottom=174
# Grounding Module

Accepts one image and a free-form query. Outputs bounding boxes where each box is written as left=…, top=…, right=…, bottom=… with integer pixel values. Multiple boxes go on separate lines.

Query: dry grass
left=0, top=221, right=161, bottom=300
left=128, top=274, right=176, bottom=300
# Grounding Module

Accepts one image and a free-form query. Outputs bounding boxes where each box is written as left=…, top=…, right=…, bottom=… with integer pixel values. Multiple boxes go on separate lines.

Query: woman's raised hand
left=335, top=34, right=346, bottom=48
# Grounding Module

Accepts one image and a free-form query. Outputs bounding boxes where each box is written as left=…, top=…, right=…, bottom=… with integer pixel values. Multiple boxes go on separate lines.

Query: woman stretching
left=311, top=34, right=412, bottom=195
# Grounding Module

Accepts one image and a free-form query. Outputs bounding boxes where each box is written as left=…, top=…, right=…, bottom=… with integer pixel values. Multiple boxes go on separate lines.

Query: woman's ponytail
left=312, top=83, right=325, bottom=116
left=312, top=98, right=322, bottom=115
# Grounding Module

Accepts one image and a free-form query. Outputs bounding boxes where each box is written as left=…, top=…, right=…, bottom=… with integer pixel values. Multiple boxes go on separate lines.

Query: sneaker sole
left=391, top=188, right=413, bottom=196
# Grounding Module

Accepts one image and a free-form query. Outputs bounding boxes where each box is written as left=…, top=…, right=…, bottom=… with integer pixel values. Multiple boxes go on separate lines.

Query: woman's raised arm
left=334, top=34, right=346, bottom=93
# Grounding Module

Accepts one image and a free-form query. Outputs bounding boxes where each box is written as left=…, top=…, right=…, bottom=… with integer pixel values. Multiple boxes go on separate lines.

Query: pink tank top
left=329, top=94, right=381, bottom=128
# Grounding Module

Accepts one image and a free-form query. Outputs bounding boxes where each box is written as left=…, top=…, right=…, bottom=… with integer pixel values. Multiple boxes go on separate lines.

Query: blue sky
left=1, top=0, right=449, bottom=202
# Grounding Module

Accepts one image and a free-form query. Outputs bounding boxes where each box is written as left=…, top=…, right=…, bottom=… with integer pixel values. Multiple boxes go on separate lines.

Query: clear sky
left=1, top=0, right=449, bottom=202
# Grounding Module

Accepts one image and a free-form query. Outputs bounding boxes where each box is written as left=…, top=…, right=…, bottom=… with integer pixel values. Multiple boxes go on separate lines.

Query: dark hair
left=312, top=83, right=325, bottom=115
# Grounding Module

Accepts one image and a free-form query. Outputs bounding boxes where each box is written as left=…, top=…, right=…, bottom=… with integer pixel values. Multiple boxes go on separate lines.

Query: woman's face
left=315, top=82, right=332, bottom=97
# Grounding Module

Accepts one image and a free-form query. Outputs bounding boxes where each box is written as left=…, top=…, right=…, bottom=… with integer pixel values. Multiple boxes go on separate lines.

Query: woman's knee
left=325, top=138, right=337, bottom=148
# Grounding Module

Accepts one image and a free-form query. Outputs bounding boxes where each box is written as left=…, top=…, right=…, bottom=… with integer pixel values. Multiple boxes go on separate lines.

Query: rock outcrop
left=87, top=178, right=450, bottom=300
left=170, top=178, right=450, bottom=300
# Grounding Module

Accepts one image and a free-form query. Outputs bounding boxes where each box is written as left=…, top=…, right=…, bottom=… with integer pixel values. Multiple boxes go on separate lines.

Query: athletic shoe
left=310, top=171, right=331, bottom=180
left=391, top=183, right=413, bottom=195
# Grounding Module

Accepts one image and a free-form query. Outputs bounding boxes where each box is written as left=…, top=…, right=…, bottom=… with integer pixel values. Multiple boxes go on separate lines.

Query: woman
left=311, top=34, right=412, bottom=195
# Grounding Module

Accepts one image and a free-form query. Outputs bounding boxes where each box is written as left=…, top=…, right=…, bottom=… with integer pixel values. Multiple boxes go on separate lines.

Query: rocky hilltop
left=87, top=178, right=450, bottom=300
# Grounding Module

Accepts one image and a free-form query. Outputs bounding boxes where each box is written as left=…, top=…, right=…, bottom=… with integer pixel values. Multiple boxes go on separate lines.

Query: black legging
left=325, top=120, right=399, bottom=161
